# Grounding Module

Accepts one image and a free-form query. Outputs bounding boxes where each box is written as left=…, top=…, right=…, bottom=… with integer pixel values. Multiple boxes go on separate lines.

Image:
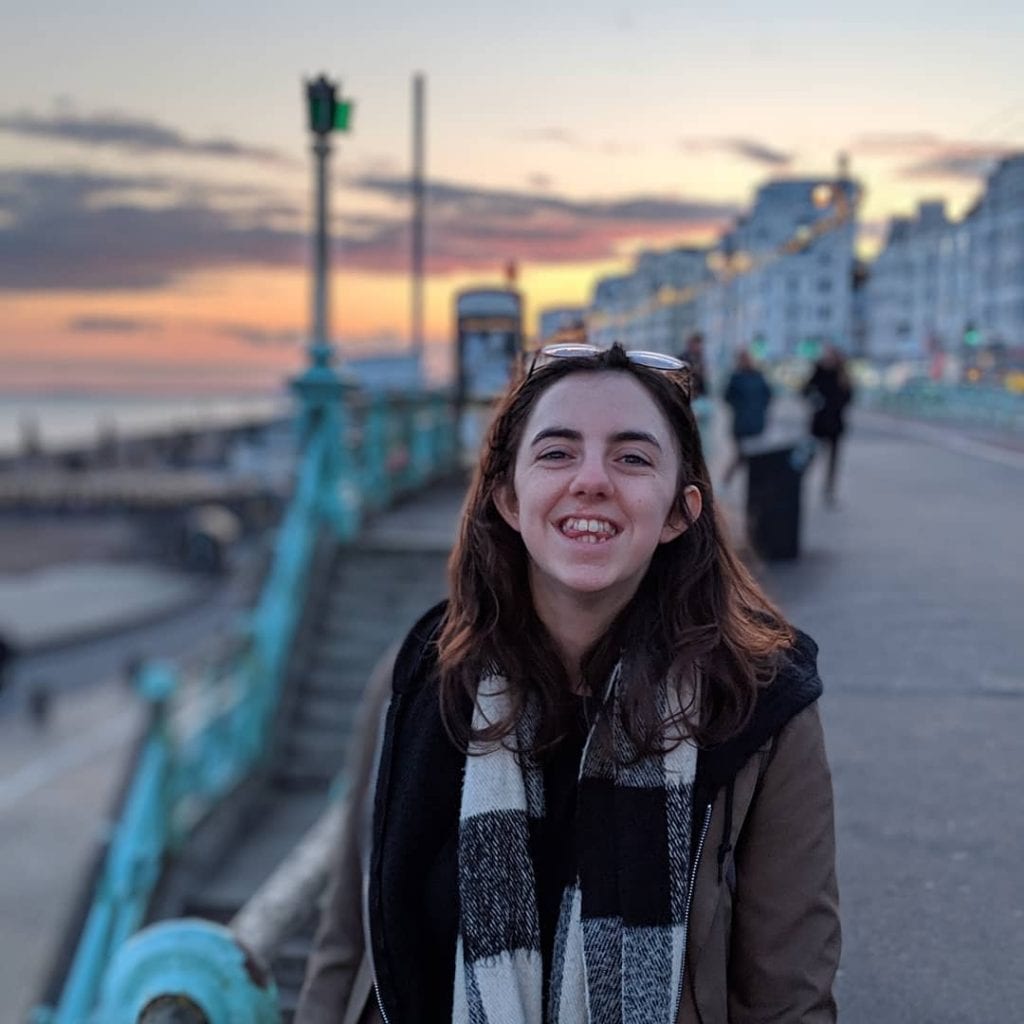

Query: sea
left=0, top=392, right=294, bottom=457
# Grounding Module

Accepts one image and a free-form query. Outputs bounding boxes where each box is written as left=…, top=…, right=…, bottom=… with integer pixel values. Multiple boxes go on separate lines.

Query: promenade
left=2, top=401, right=1022, bottom=1021
left=758, top=405, right=1024, bottom=1021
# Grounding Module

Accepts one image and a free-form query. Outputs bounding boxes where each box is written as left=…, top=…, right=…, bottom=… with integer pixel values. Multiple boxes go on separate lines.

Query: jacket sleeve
left=294, top=648, right=398, bottom=1024
left=727, top=702, right=841, bottom=1024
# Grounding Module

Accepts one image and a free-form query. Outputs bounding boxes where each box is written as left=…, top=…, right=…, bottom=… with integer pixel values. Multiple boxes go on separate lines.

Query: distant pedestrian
left=0, top=634, right=14, bottom=696
left=803, top=345, right=854, bottom=505
left=679, top=332, right=709, bottom=399
left=723, top=348, right=772, bottom=484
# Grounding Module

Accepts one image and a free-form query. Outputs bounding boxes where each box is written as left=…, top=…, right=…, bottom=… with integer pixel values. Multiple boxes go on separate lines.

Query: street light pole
left=293, top=73, right=358, bottom=538
left=306, top=74, right=338, bottom=366
left=312, top=129, right=330, bottom=358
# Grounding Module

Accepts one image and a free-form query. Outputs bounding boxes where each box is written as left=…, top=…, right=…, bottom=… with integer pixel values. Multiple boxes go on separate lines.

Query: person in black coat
left=802, top=345, right=854, bottom=505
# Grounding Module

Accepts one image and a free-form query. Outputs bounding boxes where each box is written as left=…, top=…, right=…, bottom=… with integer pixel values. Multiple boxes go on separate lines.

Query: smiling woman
left=297, top=343, right=840, bottom=1024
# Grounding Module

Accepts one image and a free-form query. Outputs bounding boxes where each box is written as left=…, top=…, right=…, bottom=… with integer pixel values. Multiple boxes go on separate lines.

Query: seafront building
left=586, top=161, right=860, bottom=372
left=588, top=247, right=707, bottom=355
left=700, top=171, right=860, bottom=366
left=864, top=153, right=1024, bottom=361
left=581, top=152, right=1024, bottom=371
left=537, top=305, right=587, bottom=345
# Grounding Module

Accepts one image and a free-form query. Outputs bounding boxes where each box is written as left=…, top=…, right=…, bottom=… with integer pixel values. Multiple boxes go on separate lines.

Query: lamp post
left=302, top=73, right=352, bottom=369
left=291, top=74, right=359, bottom=538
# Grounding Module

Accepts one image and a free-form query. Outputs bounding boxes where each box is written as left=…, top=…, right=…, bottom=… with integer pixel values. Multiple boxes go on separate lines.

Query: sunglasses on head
left=527, top=342, right=691, bottom=380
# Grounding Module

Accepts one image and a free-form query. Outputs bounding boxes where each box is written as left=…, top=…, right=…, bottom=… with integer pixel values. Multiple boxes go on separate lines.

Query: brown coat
left=296, top=650, right=840, bottom=1024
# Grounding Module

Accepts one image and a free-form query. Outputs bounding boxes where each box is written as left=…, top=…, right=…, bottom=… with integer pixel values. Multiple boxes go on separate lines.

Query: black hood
left=695, top=629, right=823, bottom=800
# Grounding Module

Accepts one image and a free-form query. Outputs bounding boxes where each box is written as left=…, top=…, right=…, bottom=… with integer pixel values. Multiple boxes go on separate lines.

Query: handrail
left=33, top=387, right=456, bottom=1024
left=863, top=383, right=1024, bottom=435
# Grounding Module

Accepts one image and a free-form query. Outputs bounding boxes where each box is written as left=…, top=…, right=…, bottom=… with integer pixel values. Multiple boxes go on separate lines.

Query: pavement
left=3, top=404, right=1023, bottom=1021
left=752, top=402, right=1024, bottom=1022
left=0, top=561, right=209, bottom=653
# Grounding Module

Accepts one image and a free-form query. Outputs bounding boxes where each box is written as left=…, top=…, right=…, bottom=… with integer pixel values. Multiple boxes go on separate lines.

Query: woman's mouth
left=558, top=516, right=619, bottom=543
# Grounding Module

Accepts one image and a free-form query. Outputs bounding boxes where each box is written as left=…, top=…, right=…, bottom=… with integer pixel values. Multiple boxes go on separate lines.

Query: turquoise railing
left=863, top=382, right=1024, bottom=436
left=33, top=386, right=455, bottom=1024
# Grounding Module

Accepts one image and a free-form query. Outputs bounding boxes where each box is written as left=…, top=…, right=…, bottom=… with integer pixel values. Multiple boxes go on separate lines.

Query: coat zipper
left=366, top=693, right=403, bottom=1024
left=675, top=801, right=713, bottom=1024
left=373, top=982, right=391, bottom=1024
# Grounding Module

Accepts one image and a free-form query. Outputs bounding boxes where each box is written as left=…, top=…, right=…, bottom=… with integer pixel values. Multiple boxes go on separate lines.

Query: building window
left=817, top=278, right=833, bottom=293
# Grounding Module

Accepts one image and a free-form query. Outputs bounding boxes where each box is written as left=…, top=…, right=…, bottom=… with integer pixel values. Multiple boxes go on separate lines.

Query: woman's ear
left=493, top=483, right=521, bottom=533
left=660, top=484, right=702, bottom=544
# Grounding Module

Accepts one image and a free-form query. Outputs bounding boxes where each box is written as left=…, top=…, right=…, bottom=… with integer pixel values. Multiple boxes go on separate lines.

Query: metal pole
left=411, top=72, right=425, bottom=357
left=312, top=132, right=332, bottom=365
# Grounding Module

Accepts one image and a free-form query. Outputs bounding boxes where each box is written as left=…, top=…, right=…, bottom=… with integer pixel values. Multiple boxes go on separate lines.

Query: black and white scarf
left=453, top=667, right=697, bottom=1024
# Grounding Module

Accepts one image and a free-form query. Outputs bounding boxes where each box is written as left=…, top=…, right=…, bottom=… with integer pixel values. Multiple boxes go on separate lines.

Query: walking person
left=803, top=345, right=854, bottom=506
left=296, top=342, right=840, bottom=1024
left=678, top=332, right=709, bottom=399
left=722, top=348, right=772, bottom=485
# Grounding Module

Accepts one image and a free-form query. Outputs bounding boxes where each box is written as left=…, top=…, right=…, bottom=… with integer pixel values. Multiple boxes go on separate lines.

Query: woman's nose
left=570, top=453, right=613, bottom=496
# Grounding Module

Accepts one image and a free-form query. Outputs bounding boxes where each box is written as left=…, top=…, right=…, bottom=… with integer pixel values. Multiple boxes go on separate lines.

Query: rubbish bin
left=742, top=438, right=816, bottom=560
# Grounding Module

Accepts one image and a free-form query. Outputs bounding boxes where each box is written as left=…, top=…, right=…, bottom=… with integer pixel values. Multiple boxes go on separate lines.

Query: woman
left=297, top=343, right=840, bottom=1024
left=803, top=345, right=854, bottom=506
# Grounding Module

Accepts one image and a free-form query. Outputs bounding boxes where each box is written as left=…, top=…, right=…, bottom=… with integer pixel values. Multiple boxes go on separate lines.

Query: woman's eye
left=620, top=452, right=653, bottom=466
left=538, top=449, right=571, bottom=461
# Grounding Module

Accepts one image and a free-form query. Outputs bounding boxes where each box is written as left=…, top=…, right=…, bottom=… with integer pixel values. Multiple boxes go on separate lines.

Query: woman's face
left=496, top=371, right=701, bottom=612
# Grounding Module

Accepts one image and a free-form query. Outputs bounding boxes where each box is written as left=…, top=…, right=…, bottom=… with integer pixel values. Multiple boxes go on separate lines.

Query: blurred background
left=2, top=2, right=1023, bottom=1022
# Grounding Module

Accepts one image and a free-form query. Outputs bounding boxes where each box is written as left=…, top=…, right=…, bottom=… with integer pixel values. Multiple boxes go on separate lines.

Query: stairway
left=176, top=539, right=450, bottom=1020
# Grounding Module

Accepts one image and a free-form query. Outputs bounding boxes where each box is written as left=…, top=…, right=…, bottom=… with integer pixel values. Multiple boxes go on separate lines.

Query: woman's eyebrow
left=529, top=427, right=663, bottom=451
left=529, top=427, right=581, bottom=445
left=610, top=430, right=662, bottom=450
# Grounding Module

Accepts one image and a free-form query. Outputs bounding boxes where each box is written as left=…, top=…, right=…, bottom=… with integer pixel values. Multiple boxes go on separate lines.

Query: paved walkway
left=0, top=561, right=208, bottom=652
left=4, top=406, right=1023, bottom=1021
left=1, top=675, right=143, bottom=1019
left=756, top=403, right=1024, bottom=1022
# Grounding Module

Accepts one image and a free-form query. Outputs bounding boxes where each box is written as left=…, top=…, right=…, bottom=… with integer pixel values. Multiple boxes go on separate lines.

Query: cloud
left=0, top=166, right=737, bottom=289
left=516, top=127, right=582, bottom=147
left=0, top=168, right=307, bottom=290
left=847, top=132, right=1013, bottom=180
left=680, top=137, right=793, bottom=167
left=216, top=324, right=304, bottom=347
left=0, top=108, right=297, bottom=167
left=898, top=145, right=1011, bottom=181
left=68, top=315, right=162, bottom=334
left=347, top=174, right=737, bottom=273
left=848, top=132, right=946, bottom=154
left=514, top=128, right=639, bottom=156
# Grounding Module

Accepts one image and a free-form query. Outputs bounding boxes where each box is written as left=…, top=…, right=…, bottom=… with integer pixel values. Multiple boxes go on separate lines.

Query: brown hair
left=438, top=343, right=794, bottom=756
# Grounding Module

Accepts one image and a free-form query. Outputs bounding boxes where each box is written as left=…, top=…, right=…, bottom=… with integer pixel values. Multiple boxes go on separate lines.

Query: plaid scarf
left=452, top=668, right=697, bottom=1024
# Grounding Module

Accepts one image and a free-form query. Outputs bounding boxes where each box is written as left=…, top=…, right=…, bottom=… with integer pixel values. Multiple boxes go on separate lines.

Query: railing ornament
left=98, top=919, right=279, bottom=1024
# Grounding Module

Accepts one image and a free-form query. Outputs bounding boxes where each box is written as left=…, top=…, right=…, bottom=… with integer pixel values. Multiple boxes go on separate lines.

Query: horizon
left=3, top=1, right=1023, bottom=394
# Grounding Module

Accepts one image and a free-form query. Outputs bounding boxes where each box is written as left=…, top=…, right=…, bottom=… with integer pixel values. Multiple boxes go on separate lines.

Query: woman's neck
left=530, top=583, right=627, bottom=694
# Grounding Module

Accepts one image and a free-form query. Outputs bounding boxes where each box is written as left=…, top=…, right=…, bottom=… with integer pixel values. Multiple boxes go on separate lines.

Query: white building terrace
left=864, top=153, right=1024, bottom=361
left=586, top=164, right=861, bottom=372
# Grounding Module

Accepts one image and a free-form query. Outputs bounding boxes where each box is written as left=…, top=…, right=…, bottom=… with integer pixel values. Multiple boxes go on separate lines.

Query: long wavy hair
left=438, top=343, right=794, bottom=757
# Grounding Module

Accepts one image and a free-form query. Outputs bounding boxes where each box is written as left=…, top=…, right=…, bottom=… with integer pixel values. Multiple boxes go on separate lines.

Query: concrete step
left=301, top=661, right=385, bottom=695
left=286, top=691, right=362, bottom=734
left=308, top=632, right=395, bottom=669
left=181, top=791, right=326, bottom=919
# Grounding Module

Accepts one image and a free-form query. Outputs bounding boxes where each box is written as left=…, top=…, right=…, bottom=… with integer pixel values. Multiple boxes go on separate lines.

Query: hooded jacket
left=296, top=602, right=840, bottom=1024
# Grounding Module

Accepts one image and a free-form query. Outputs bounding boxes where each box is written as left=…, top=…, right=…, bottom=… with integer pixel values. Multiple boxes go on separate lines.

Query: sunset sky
left=3, top=0, right=1024, bottom=393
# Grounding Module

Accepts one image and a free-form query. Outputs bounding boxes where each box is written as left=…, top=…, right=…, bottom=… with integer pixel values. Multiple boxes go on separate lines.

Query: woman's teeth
left=560, top=517, right=617, bottom=541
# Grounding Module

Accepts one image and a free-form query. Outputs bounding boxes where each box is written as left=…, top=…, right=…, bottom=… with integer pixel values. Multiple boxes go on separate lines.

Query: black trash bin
left=742, top=438, right=816, bottom=560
